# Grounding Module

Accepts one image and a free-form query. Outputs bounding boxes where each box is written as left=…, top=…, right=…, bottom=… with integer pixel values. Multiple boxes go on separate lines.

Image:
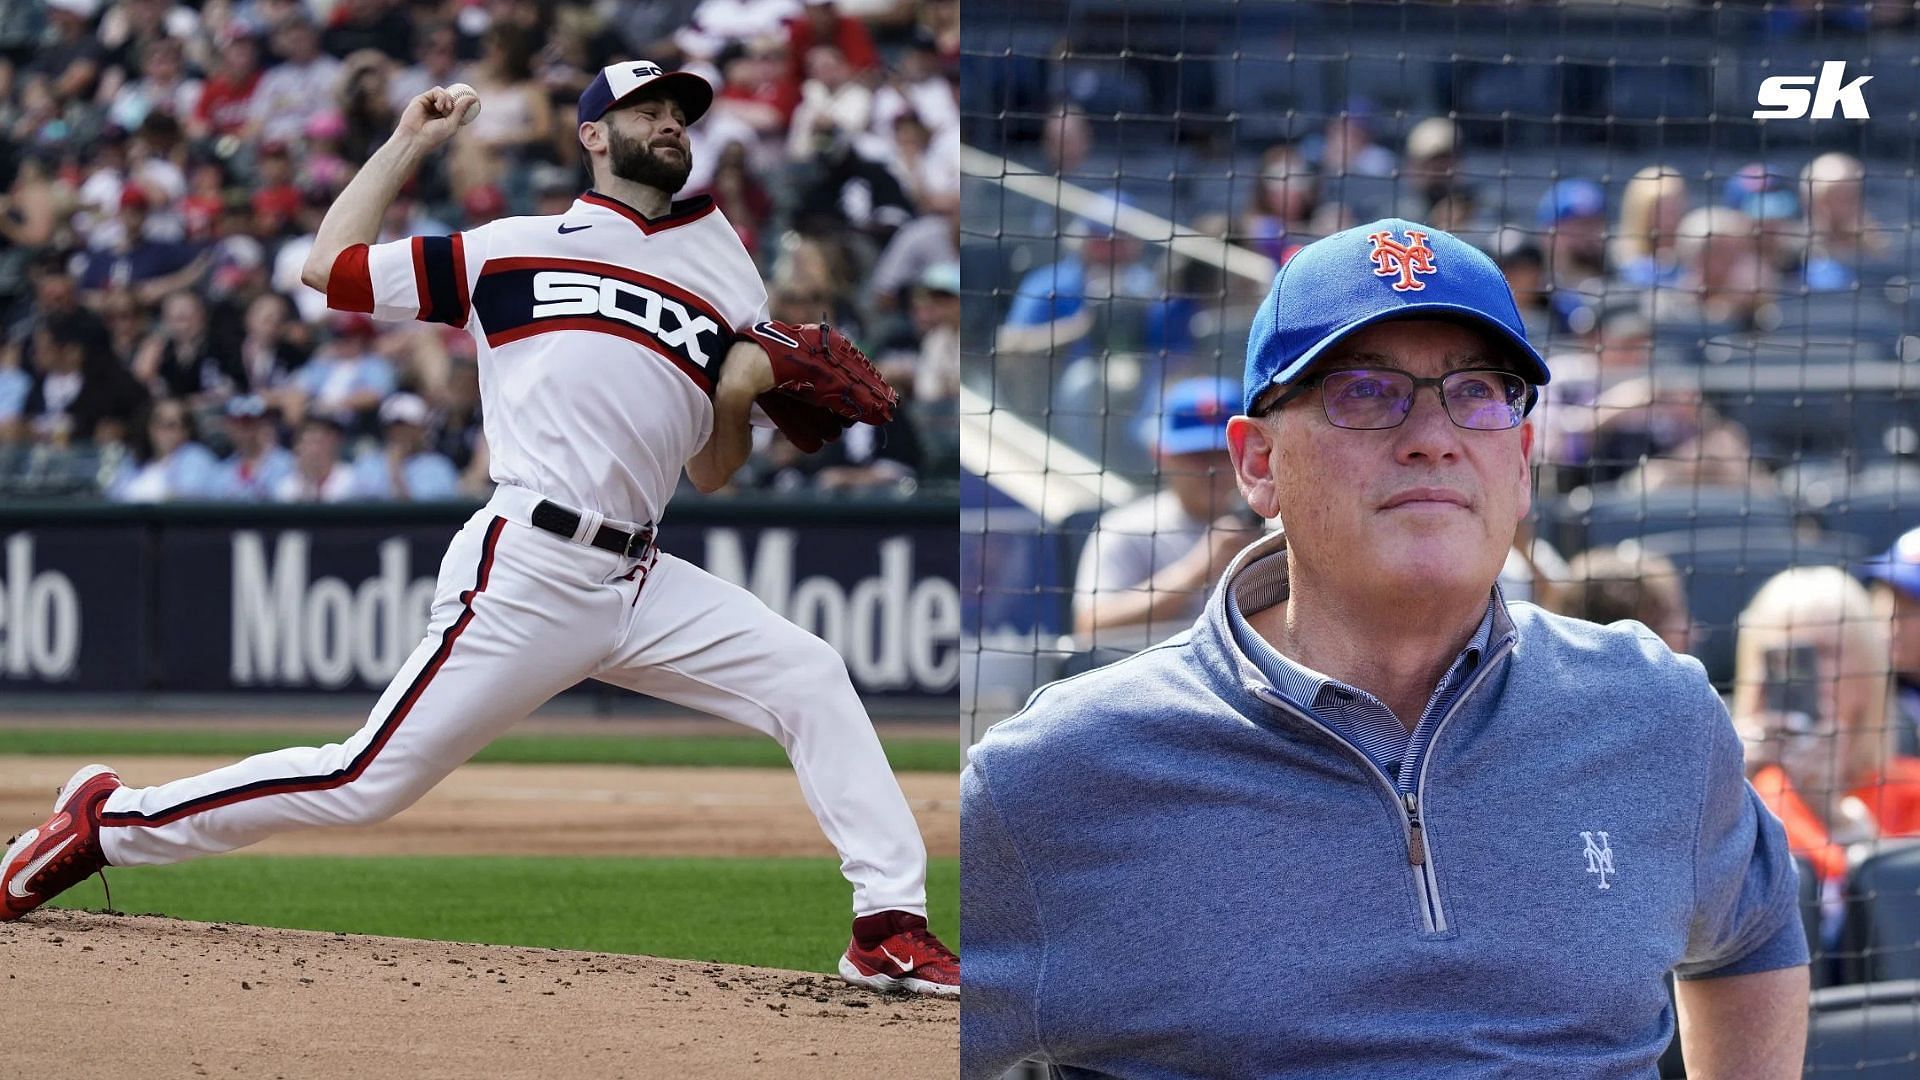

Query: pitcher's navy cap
left=1242, top=218, right=1551, bottom=415
left=577, top=61, right=713, bottom=129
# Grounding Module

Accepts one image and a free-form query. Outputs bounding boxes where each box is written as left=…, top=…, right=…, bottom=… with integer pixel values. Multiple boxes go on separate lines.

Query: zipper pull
left=1402, top=793, right=1427, bottom=866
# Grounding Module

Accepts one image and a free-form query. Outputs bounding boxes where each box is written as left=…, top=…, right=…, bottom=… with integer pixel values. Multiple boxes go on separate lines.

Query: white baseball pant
left=95, top=484, right=929, bottom=917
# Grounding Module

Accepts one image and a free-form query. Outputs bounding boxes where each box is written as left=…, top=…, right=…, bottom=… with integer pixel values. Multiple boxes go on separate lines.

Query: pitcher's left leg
left=594, top=552, right=927, bottom=917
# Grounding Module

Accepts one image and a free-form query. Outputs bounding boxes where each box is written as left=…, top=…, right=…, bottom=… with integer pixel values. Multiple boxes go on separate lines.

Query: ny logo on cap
left=1367, top=229, right=1438, bottom=292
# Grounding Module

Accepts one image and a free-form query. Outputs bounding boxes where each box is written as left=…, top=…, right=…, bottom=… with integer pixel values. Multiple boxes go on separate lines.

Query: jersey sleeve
left=325, top=228, right=485, bottom=328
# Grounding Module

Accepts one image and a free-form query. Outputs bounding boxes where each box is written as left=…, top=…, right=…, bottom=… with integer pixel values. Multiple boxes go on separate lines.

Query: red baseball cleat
left=1, top=764, right=120, bottom=922
left=838, top=909, right=960, bottom=997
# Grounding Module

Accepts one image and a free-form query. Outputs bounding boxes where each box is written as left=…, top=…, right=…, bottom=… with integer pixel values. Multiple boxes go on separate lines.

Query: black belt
left=529, top=500, right=657, bottom=559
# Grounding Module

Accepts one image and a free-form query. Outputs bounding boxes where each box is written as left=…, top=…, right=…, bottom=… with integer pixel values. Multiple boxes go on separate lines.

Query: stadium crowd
left=0, top=0, right=960, bottom=502
left=995, top=98, right=1920, bottom=940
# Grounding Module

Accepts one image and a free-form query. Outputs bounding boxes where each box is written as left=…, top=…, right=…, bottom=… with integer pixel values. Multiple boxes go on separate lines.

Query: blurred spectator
left=787, top=43, right=874, bottom=161
left=106, top=35, right=201, bottom=133
left=246, top=15, right=342, bottom=147
left=1536, top=178, right=1608, bottom=330
left=1645, top=206, right=1773, bottom=333
left=247, top=141, right=302, bottom=238
left=75, top=187, right=206, bottom=303
left=784, top=0, right=881, bottom=100
left=234, top=291, right=310, bottom=409
left=676, top=0, right=804, bottom=64
left=908, top=261, right=958, bottom=402
left=0, top=157, right=63, bottom=306
left=430, top=354, right=489, bottom=496
left=870, top=29, right=955, bottom=140
left=997, top=208, right=1157, bottom=358
left=1733, top=567, right=1920, bottom=901
left=274, top=411, right=354, bottom=502
left=1237, top=141, right=1317, bottom=266
left=885, top=110, right=957, bottom=216
left=446, top=26, right=551, bottom=201
left=213, top=393, right=294, bottom=501
left=1308, top=97, right=1394, bottom=177
left=1724, top=163, right=1803, bottom=276
left=178, top=156, right=228, bottom=241
left=1395, top=117, right=1461, bottom=222
left=322, top=0, right=414, bottom=64
left=1489, top=226, right=1552, bottom=344
left=110, top=395, right=220, bottom=501
left=384, top=23, right=459, bottom=120
left=710, top=37, right=799, bottom=148
left=130, top=289, right=242, bottom=405
left=287, top=312, right=395, bottom=429
left=1556, top=545, right=1693, bottom=655
left=26, top=0, right=107, bottom=106
left=187, top=23, right=264, bottom=142
left=1073, top=377, right=1259, bottom=645
left=868, top=208, right=955, bottom=314
left=1611, top=164, right=1689, bottom=289
left=19, top=309, right=147, bottom=444
left=1801, top=152, right=1888, bottom=291
left=1861, top=526, right=1920, bottom=756
left=349, top=392, right=458, bottom=500
left=297, top=110, right=353, bottom=204
left=707, top=141, right=773, bottom=256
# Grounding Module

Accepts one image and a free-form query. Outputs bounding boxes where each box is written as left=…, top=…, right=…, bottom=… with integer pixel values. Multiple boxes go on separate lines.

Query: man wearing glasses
left=962, top=220, right=1809, bottom=1078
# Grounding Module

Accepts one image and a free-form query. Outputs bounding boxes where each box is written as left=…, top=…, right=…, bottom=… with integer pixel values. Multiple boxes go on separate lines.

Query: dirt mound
left=1, top=911, right=957, bottom=1079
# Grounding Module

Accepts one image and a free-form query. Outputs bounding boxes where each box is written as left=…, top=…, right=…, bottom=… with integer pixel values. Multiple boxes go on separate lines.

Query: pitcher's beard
left=609, top=128, right=692, bottom=194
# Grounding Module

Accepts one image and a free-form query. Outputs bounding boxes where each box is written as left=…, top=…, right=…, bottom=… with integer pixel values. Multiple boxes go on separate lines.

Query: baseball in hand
left=444, top=83, right=481, bottom=126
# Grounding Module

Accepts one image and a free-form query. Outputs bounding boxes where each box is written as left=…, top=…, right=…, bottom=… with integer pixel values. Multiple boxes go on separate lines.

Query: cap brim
left=607, top=72, right=714, bottom=126
left=1860, top=558, right=1920, bottom=598
left=1160, top=429, right=1233, bottom=456
left=1263, top=303, right=1552, bottom=398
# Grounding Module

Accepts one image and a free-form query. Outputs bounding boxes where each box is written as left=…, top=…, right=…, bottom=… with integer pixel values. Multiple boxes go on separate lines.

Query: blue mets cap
left=577, top=60, right=713, bottom=130
left=1155, top=377, right=1239, bottom=455
left=1242, top=218, right=1551, bottom=415
left=1536, top=178, right=1606, bottom=225
left=1861, top=525, right=1920, bottom=600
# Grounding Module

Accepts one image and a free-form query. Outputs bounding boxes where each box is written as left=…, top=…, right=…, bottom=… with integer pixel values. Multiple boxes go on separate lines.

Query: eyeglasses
left=1261, top=367, right=1537, bottom=431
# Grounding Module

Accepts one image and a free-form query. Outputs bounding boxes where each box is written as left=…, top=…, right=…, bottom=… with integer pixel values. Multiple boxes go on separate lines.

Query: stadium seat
left=1451, top=59, right=1564, bottom=147
left=1605, top=63, right=1711, bottom=139
left=1634, top=526, right=1865, bottom=688
left=1804, top=979, right=1920, bottom=1078
left=1540, top=484, right=1801, bottom=561
left=1801, top=463, right=1920, bottom=553
left=1841, top=841, right=1920, bottom=984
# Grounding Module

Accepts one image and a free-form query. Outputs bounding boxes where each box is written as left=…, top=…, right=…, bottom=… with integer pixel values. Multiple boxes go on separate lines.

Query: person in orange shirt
left=1732, top=565, right=1920, bottom=888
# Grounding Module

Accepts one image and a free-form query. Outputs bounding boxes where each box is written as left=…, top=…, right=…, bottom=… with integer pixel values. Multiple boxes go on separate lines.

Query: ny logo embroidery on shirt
left=1366, top=229, right=1438, bottom=292
left=1581, top=830, right=1616, bottom=890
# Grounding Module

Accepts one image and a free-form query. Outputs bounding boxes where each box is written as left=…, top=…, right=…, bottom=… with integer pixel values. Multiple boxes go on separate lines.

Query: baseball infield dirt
left=0, top=752, right=960, bottom=1077
left=2, top=910, right=958, bottom=1079
left=0, top=756, right=959, bottom=858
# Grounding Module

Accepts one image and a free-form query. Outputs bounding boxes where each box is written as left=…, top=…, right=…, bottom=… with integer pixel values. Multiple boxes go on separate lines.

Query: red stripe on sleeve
left=410, top=236, right=433, bottom=322
left=325, top=244, right=374, bottom=314
left=450, top=231, right=470, bottom=324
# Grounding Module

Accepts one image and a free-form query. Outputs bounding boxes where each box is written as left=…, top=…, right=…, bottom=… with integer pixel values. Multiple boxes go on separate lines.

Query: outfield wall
left=0, top=499, right=958, bottom=701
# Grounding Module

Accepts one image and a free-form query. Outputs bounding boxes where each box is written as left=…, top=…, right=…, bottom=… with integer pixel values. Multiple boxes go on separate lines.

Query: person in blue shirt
left=108, top=396, right=222, bottom=502
left=290, top=312, right=397, bottom=433
left=964, top=219, right=1810, bottom=1079
left=349, top=391, right=458, bottom=501
left=213, top=393, right=295, bottom=502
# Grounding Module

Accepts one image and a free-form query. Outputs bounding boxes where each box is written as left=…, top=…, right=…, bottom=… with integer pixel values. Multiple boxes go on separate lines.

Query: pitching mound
left=2, top=910, right=957, bottom=1079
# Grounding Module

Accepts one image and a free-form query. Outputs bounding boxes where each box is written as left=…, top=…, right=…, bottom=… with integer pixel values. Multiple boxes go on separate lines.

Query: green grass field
left=0, top=728, right=960, bottom=773
left=51, top=856, right=959, bottom=973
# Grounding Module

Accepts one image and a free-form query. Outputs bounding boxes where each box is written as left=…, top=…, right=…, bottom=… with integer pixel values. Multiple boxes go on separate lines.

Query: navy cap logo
left=1366, top=228, right=1438, bottom=292
left=631, top=63, right=662, bottom=79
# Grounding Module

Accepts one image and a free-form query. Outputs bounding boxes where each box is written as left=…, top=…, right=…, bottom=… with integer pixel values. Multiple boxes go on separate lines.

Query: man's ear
left=1227, top=414, right=1280, bottom=520
left=1516, top=417, right=1535, bottom=519
left=578, top=120, right=603, bottom=156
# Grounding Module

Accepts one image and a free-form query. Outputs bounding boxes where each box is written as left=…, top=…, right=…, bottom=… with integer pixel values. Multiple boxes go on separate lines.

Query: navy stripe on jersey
left=471, top=257, right=733, bottom=395
left=419, top=234, right=465, bottom=326
left=100, top=517, right=507, bottom=829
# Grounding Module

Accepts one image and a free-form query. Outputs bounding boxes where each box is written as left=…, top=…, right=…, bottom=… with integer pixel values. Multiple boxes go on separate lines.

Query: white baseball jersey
left=325, top=191, right=769, bottom=525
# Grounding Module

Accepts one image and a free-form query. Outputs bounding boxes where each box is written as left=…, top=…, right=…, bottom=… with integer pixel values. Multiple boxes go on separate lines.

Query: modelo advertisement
left=0, top=515, right=958, bottom=699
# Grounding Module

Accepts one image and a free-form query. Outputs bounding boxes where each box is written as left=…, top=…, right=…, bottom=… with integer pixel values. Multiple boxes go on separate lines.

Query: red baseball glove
left=740, top=321, right=899, bottom=453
